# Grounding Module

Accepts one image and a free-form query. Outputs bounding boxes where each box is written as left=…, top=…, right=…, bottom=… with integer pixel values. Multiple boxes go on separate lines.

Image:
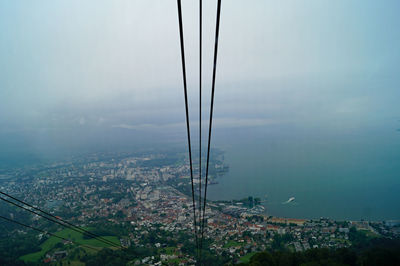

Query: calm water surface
left=208, top=125, right=400, bottom=220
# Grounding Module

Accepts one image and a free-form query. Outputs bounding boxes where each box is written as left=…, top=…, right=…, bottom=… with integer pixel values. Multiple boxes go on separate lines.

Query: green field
left=239, top=252, right=256, bottom=263
left=359, top=229, right=380, bottom=238
left=163, top=247, right=176, bottom=255
left=20, top=228, right=120, bottom=262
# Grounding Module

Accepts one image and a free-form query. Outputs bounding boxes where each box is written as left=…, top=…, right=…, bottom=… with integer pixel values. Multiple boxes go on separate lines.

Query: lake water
left=208, top=125, right=400, bottom=221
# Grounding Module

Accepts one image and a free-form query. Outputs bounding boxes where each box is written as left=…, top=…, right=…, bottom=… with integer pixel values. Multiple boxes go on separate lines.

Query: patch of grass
left=20, top=249, right=46, bottom=262
left=20, top=228, right=120, bottom=262
left=66, top=260, right=85, bottom=266
left=20, top=235, right=61, bottom=262
left=360, top=229, right=380, bottom=238
left=163, top=247, right=176, bottom=255
left=239, top=252, right=257, bottom=263
left=287, top=244, right=295, bottom=252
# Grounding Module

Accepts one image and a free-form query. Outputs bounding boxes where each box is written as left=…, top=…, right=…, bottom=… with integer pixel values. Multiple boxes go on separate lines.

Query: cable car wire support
left=200, top=0, right=222, bottom=254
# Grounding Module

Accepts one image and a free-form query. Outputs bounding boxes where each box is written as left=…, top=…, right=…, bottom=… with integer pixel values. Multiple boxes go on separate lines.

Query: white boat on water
left=283, top=197, right=295, bottom=204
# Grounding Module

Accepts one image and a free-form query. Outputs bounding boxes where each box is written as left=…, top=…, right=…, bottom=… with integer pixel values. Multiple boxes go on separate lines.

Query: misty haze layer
left=0, top=1, right=399, bottom=219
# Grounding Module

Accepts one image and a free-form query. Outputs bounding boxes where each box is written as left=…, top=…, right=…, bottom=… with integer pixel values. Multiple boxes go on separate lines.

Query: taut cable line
left=0, top=214, right=101, bottom=252
left=198, top=0, right=203, bottom=255
left=200, top=0, right=222, bottom=253
left=176, top=0, right=199, bottom=252
left=0, top=192, right=122, bottom=249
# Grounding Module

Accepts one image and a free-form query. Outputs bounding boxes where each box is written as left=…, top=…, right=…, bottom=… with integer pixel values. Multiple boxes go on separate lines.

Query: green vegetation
left=349, top=227, right=379, bottom=248
left=244, top=238, right=400, bottom=266
left=20, top=228, right=119, bottom=262
left=0, top=232, right=43, bottom=265
left=239, top=252, right=257, bottom=263
left=359, top=229, right=380, bottom=238
left=271, top=233, right=294, bottom=251
left=166, top=257, right=183, bottom=264
left=163, top=247, right=176, bottom=255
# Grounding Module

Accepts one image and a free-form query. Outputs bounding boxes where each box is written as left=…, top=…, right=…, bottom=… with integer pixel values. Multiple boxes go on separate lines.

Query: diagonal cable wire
left=0, top=194, right=122, bottom=249
left=0, top=191, right=121, bottom=248
left=176, top=0, right=199, bottom=252
left=200, top=0, right=222, bottom=252
left=0, top=214, right=101, bottom=252
left=0, top=196, right=120, bottom=249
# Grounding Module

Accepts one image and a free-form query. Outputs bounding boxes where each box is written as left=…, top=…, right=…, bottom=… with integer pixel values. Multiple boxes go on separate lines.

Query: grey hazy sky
left=1, top=0, right=399, bottom=142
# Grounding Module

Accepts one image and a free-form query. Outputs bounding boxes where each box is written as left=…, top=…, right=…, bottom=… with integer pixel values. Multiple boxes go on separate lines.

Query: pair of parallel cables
left=0, top=214, right=101, bottom=253
left=0, top=191, right=123, bottom=250
left=176, top=0, right=222, bottom=261
left=0, top=192, right=146, bottom=262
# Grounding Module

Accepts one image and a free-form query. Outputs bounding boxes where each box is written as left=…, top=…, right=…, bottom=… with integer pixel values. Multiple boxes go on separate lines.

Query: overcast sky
left=1, top=0, right=400, bottom=155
